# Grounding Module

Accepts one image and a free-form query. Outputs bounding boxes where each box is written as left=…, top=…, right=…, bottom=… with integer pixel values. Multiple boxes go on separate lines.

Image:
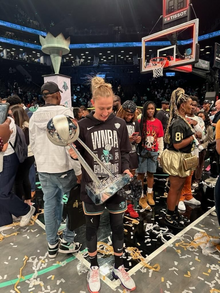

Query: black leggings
left=85, top=212, right=124, bottom=254
left=14, top=156, right=35, bottom=200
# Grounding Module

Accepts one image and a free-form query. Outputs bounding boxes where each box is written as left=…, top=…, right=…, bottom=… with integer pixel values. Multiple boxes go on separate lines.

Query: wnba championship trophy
left=46, top=115, right=131, bottom=205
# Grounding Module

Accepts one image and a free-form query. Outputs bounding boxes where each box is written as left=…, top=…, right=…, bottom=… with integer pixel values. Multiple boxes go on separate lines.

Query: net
left=150, top=57, right=168, bottom=78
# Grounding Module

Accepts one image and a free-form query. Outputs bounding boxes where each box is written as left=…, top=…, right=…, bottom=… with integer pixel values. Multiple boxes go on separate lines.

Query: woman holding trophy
left=69, top=77, right=136, bottom=293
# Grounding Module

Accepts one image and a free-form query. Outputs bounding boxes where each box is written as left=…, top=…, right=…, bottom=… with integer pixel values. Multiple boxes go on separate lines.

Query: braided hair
left=164, top=88, right=194, bottom=144
left=139, top=101, right=156, bottom=153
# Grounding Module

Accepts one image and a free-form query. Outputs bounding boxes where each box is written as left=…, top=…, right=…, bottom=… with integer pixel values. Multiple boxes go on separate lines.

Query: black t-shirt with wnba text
left=168, top=117, right=194, bottom=153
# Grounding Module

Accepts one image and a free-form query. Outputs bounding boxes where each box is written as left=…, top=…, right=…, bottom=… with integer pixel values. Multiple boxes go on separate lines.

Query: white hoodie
left=29, top=105, right=81, bottom=175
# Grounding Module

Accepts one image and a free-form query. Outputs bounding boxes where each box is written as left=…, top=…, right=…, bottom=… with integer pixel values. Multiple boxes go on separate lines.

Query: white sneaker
left=20, top=206, right=36, bottom=227
left=184, top=197, right=201, bottom=206
left=113, top=265, right=136, bottom=291
left=59, top=239, right=81, bottom=254
left=87, top=266, right=100, bottom=293
left=178, top=201, right=186, bottom=211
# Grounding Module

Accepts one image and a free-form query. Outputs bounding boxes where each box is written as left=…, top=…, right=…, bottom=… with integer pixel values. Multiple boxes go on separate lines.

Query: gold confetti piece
left=208, top=269, right=211, bottom=273
left=137, top=242, right=141, bottom=246
left=195, top=258, right=201, bottom=262
left=161, top=277, right=164, bottom=282
left=210, top=289, right=220, bottom=293
left=203, top=272, right=209, bottom=276
left=14, top=255, right=29, bottom=293
left=184, top=271, right=191, bottom=277
left=175, top=250, right=181, bottom=254
left=51, top=275, right=55, bottom=280
left=102, top=276, right=105, bottom=280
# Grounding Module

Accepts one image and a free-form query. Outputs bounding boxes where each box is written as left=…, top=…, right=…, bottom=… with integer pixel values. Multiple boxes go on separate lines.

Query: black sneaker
left=59, top=240, right=81, bottom=254
left=48, top=241, right=59, bottom=258
left=164, top=214, right=185, bottom=230
left=174, top=212, right=190, bottom=225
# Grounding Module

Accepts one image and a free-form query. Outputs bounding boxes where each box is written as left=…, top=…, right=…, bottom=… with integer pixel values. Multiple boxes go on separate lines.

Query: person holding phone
left=0, top=112, right=35, bottom=227
left=137, top=101, right=164, bottom=210
left=117, top=100, right=141, bottom=218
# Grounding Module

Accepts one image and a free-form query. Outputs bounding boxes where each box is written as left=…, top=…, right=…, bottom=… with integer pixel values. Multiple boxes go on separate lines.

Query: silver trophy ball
left=47, top=114, right=79, bottom=146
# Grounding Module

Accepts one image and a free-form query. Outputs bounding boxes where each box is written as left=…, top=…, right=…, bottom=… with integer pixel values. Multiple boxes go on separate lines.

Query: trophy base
left=86, top=174, right=131, bottom=205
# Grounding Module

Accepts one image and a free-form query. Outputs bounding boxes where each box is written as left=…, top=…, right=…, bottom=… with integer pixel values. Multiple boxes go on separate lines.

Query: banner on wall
left=43, top=74, right=72, bottom=108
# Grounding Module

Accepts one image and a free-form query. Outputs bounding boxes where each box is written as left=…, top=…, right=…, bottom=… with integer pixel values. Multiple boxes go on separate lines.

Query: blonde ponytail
left=91, top=76, right=113, bottom=100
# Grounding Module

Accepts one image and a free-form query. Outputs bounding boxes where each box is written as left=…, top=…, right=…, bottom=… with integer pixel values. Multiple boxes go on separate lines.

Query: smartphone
left=0, top=103, right=10, bottom=124
left=132, top=132, right=139, bottom=138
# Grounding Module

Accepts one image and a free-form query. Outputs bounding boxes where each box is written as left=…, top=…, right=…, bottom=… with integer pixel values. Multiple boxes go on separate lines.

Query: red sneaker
left=126, top=204, right=139, bottom=218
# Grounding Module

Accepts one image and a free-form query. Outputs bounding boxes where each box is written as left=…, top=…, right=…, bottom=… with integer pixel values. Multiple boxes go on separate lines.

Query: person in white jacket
left=29, top=81, right=82, bottom=258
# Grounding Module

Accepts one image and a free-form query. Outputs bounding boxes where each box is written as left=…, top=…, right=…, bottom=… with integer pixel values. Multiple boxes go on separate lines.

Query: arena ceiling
left=0, top=0, right=219, bottom=66
left=1, top=0, right=220, bottom=36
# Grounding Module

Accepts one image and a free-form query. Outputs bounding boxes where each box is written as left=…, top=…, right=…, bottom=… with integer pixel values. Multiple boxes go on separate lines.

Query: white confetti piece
left=4, top=262, right=8, bottom=265
left=169, top=267, right=178, bottom=271
left=4, top=275, right=7, bottom=279
left=198, top=276, right=204, bottom=281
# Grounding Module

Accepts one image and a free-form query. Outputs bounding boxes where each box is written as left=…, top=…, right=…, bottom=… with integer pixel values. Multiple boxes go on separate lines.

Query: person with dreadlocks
left=137, top=101, right=164, bottom=210
left=160, top=88, right=196, bottom=229
left=117, top=100, right=141, bottom=218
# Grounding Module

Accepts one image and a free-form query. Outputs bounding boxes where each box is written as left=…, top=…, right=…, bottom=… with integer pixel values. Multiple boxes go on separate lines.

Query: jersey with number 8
left=169, top=117, right=194, bottom=153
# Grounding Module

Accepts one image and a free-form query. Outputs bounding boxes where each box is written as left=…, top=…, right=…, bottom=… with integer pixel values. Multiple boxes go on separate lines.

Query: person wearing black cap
left=202, top=100, right=212, bottom=116
left=29, top=81, right=82, bottom=258
left=156, top=100, right=170, bottom=132
left=117, top=100, right=141, bottom=218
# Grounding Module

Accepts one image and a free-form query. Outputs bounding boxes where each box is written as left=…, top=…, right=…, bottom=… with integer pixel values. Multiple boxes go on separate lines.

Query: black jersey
left=75, top=112, right=131, bottom=203
left=168, top=117, right=194, bottom=153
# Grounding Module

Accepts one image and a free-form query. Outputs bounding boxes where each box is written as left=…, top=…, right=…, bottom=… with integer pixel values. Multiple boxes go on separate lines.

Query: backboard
left=141, top=18, right=199, bottom=76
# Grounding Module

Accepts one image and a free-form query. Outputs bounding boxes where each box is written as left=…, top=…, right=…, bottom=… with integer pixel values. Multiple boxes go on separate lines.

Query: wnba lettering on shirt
left=91, top=130, right=119, bottom=150
left=91, top=130, right=120, bottom=176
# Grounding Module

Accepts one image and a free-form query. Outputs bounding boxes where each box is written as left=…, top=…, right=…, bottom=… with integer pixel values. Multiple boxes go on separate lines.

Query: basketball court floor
left=1, top=177, right=220, bottom=293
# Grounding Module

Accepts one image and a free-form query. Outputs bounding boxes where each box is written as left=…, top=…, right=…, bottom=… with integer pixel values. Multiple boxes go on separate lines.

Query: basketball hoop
left=150, top=57, right=169, bottom=78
